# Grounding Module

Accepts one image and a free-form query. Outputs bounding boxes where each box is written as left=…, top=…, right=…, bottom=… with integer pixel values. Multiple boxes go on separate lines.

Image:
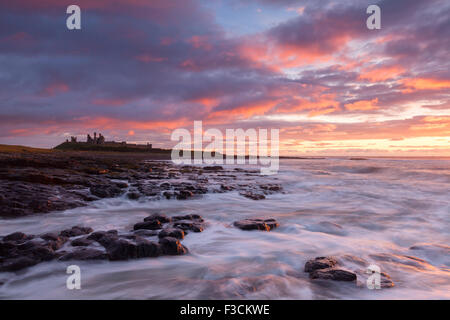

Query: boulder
left=71, top=237, right=94, bottom=247
left=159, top=237, right=188, bottom=255
left=3, top=232, right=32, bottom=242
left=59, top=226, right=93, bottom=238
left=135, top=237, right=161, bottom=258
left=233, top=218, right=279, bottom=231
left=144, top=214, right=171, bottom=223
left=304, top=257, right=338, bottom=272
left=158, top=228, right=185, bottom=240
left=0, top=256, right=39, bottom=272
left=106, top=239, right=137, bottom=261
left=59, top=248, right=108, bottom=261
left=133, top=220, right=163, bottom=231
left=309, top=268, right=357, bottom=281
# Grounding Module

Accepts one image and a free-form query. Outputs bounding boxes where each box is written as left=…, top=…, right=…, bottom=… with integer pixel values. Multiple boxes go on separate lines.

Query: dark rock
left=158, top=228, right=185, bottom=240
left=90, top=185, right=123, bottom=198
left=240, top=192, right=265, bottom=200
left=127, top=192, right=140, bottom=200
left=71, top=237, right=94, bottom=247
left=133, top=229, right=158, bottom=237
left=135, top=237, right=161, bottom=258
left=304, top=257, right=338, bottom=272
left=87, top=231, right=119, bottom=247
left=24, top=244, right=55, bottom=261
left=163, top=191, right=173, bottom=199
left=0, top=241, right=17, bottom=256
left=115, top=182, right=129, bottom=189
left=3, top=232, right=31, bottom=242
left=59, top=226, right=93, bottom=238
left=144, top=214, right=171, bottom=223
left=203, top=166, right=223, bottom=171
left=172, top=214, right=203, bottom=222
left=40, top=233, right=68, bottom=250
left=173, top=221, right=204, bottom=233
left=133, top=220, right=163, bottom=231
left=309, top=268, right=357, bottom=281
left=106, top=239, right=137, bottom=261
left=233, top=218, right=279, bottom=231
left=176, top=190, right=194, bottom=200
left=159, top=237, right=188, bottom=255
left=0, top=256, right=39, bottom=272
left=59, top=248, right=108, bottom=261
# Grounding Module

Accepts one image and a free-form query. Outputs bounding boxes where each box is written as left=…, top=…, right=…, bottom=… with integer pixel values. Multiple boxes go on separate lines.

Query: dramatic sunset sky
left=1, top=0, right=449, bottom=156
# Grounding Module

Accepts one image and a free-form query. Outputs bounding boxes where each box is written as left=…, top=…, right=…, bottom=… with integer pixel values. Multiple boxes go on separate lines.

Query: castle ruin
left=65, top=132, right=152, bottom=149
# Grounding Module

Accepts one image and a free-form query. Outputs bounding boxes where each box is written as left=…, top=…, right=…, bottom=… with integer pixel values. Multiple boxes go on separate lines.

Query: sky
left=0, top=0, right=449, bottom=156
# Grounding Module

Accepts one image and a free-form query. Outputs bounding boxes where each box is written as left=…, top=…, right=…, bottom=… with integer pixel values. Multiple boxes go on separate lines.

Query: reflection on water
left=0, top=158, right=449, bottom=299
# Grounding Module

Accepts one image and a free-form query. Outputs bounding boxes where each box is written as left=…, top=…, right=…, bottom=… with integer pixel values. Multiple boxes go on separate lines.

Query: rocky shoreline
left=0, top=151, right=399, bottom=291
left=0, top=151, right=282, bottom=218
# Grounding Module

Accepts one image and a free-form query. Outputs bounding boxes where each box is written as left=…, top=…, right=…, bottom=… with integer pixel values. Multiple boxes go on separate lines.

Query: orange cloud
left=401, top=78, right=450, bottom=92
left=359, top=66, right=404, bottom=82
left=345, top=98, right=379, bottom=111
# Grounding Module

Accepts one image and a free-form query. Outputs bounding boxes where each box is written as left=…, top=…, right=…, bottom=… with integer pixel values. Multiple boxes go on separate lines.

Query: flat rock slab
left=304, top=256, right=338, bottom=272
left=233, top=218, right=279, bottom=231
left=309, top=268, right=357, bottom=281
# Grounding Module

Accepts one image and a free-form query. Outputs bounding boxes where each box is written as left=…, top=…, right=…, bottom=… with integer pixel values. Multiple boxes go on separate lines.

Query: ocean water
left=0, top=158, right=449, bottom=299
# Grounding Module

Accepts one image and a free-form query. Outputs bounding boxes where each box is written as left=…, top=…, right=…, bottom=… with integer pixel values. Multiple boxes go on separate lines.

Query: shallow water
left=1, top=158, right=449, bottom=299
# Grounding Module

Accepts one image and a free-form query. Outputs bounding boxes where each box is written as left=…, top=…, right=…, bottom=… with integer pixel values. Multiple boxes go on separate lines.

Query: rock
left=133, top=229, right=158, bottom=237
left=40, top=233, right=68, bottom=250
left=144, top=214, right=171, bottom=223
left=106, top=239, right=137, bottom=261
left=59, top=226, right=93, bottom=238
left=24, top=244, right=55, bottom=261
left=159, top=237, right=188, bottom=255
left=176, top=190, right=194, bottom=200
left=173, top=221, right=204, bottom=233
left=3, top=232, right=31, bottom=242
left=304, top=256, right=338, bottom=272
left=59, top=248, right=108, bottom=261
left=203, top=166, right=223, bottom=171
left=71, top=237, right=94, bottom=247
left=90, top=185, right=123, bottom=198
left=0, top=256, right=39, bottom=272
left=172, top=214, right=203, bottom=222
left=163, top=191, right=173, bottom=199
left=115, top=182, right=129, bottom=189
left=135, top=237, right=161, bottom=258
left=127, top=192, right=140, bottom=200
left=87, top=231, right=119, bottom=247
left=309, top=268, right=357, bottom=281
left=0, top=241, right=17, bottom=256
left=158, top=228, right=185, bottom=240
left=133, top=220, right=163, bottom=231
left=233, top=218, right=279, bottom=231
left=239, top=192, right=265, bottom=200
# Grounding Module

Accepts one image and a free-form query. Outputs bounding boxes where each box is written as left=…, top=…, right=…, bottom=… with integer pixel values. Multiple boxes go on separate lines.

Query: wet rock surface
left=0, top=213, right=205, bottom=271
left=304, top=256, right=357, bottom=282
left=233, top=218, right=279, bottom=231
left=304, top=256, right=395, bottom=286
left=0, top=152, right=283, bottom=218
left=310, top=268, right=357, bottom=281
